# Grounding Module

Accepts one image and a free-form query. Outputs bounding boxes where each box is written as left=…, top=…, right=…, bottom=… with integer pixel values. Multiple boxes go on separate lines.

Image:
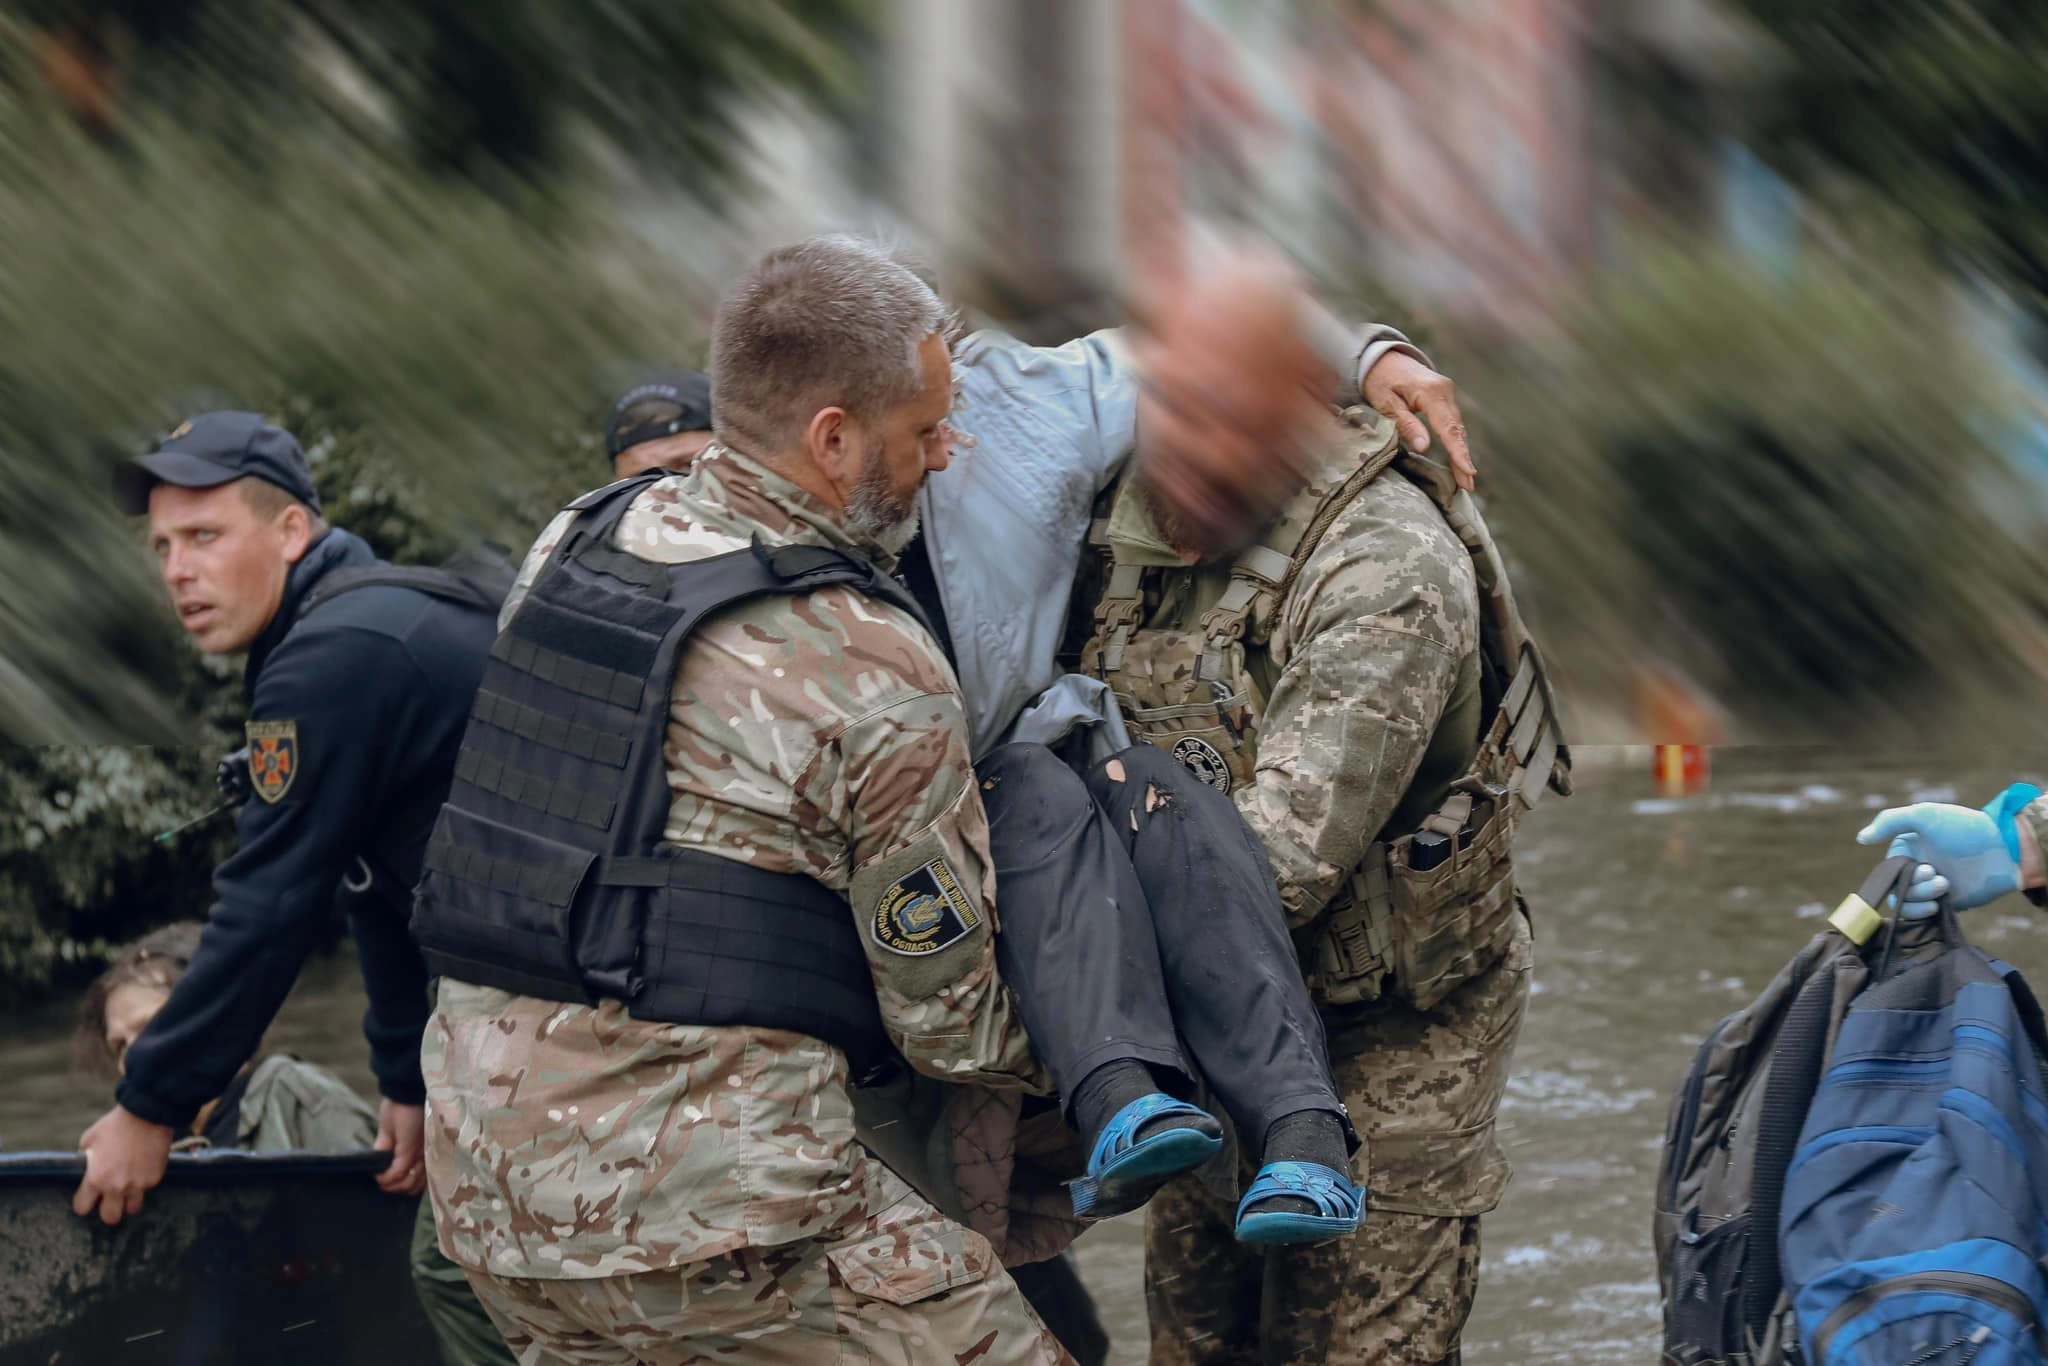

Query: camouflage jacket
left=423, top=445, right=1045, bottom=1280
left=1078, top=438, right=1484, bottom=931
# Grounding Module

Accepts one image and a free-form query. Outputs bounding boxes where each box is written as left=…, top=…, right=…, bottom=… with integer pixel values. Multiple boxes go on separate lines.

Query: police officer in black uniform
left=76, top=412, right=514, bottom=1366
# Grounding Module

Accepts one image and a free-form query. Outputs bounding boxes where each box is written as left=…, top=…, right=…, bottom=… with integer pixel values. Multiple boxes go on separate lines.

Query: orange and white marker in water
left=1654, top=744, right=1710, bottom=797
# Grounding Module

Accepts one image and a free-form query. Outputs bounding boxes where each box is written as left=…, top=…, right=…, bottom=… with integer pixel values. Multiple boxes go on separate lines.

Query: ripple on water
left=1490, top=1233, right=1624, bottom=1275
left=1631, top=789, right=1854, bottom=817
left=1501, top=1068, right=1659, bottom=1119
left=1725, top=793, right=1810, bottom=813
left=1468, top=1276, right=1660, bottom=1364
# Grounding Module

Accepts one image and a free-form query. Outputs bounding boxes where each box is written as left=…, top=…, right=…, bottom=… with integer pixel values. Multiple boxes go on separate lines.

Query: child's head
left=77, top=922, right=203, bottom=1075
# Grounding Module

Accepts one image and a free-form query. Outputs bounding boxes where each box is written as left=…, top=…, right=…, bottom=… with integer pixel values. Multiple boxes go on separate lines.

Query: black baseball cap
left=114, top=411, right=323, bottom=516
left=604, top=370, right=713, bottom=459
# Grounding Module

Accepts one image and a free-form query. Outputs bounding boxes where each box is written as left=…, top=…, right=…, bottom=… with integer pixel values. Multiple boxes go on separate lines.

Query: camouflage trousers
left=461, top=1169, right=1074, bottom=1366
left=1146, top=909, right=1532, bottom=1365
left=411, top=1197, right=519, bottom=1366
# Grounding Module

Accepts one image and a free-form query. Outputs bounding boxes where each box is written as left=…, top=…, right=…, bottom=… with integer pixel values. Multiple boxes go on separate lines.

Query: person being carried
left=80, top=920, right=377, bottom=1154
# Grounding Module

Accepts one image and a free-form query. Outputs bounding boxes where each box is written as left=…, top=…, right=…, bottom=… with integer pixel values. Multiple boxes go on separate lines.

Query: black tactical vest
left=410, top=475, right=933, bottom=1082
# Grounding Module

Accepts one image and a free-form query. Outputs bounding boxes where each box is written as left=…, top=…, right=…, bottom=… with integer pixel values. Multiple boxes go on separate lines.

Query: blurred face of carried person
left=1132, top=253, right=1336, bottom=562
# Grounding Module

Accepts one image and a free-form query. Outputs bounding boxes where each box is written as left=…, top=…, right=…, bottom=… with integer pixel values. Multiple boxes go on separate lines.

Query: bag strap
left=298, top=564, right=507, bottom=620
left=1195, top=427, right=1401, bottom=661
left=1997, top=962, right=2048, bottom=1094
left=1745, top=957, right=1840, bottom=1346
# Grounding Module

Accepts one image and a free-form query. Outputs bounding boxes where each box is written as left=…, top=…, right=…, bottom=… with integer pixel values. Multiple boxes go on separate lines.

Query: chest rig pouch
left=1080, top=413, right=1409, bottom=799
left=411, top=475, right=930, bottom=1082
left=1312, top=447, right=1573, bottom=1011
left=1082, top=411, right=1573, bottom=1012
left=1077, top=570, right=1265, bottom=794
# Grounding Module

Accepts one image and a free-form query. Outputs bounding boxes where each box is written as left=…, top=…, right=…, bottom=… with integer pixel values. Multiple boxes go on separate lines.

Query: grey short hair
left=711, top=235, right=946, bottom=457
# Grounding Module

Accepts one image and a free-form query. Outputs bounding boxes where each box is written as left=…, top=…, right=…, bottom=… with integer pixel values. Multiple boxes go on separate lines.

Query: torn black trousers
left=976, top=741, right=1349, bottom=1153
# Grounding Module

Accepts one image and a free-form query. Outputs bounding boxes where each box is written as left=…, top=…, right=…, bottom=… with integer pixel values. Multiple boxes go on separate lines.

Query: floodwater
left=5, top=749, right=2042, bottom=1363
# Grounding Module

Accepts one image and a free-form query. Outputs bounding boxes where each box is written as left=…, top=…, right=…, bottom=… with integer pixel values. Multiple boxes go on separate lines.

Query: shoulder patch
left=245, top=720, right=299, bottom=804
left=871, top=857, right=980, bottom=957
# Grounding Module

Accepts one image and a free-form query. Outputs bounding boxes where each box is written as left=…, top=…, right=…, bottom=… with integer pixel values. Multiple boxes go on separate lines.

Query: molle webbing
left=412, top=475, right=932, bottom=1081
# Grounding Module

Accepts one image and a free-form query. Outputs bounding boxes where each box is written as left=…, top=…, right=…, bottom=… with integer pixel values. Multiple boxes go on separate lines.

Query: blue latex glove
left=1856, top=783, right=2042, bottom=917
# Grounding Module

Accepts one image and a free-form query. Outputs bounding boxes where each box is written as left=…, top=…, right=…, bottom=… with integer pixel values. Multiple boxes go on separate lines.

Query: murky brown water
left=6, top=749, right=2042, bottom=1362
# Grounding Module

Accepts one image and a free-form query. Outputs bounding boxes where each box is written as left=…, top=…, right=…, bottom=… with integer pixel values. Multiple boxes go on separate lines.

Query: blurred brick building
left=667, top=0, right=1772, bottom=343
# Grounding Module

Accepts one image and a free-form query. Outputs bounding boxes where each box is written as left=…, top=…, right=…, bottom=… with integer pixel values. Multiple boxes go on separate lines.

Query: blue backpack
left=1779, top=869, right=2048, bottom=1364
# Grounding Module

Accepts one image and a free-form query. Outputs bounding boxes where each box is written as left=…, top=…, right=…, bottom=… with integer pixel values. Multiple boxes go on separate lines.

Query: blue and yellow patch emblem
left=872, top=857, right=979, bottom=956
left=245, top=720, right=299, bottom=804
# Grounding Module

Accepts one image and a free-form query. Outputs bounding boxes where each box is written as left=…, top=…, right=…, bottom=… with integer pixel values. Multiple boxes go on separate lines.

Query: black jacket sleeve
left=118, top=627, right=432, bottom=1128
left=338, top=880, right=432, bottom=1105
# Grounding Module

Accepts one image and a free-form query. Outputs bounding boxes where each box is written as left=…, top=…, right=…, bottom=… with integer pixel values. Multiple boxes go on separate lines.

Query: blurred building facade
left=641, top=0, right=1794, bottom=342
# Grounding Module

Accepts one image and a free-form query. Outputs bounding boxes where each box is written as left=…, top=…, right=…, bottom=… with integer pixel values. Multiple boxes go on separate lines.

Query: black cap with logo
left=114, top=411, right=323, bottom=516
left=604, top=370, right=713, bottom=459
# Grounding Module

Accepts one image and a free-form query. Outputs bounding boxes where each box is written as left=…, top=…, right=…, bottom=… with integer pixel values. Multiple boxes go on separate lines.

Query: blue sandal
left=1068, top=1093, right=1223, bottom=1219
left=1233, top=1161, right=1367, bottom=1245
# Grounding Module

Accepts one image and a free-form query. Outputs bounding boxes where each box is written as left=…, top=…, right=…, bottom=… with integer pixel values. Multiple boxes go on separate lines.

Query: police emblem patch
left=1171, top=735, right=1231, bottom=792
left=872, top=857, right=980, bottom=956
left=245, top=720, right=299, bottom=804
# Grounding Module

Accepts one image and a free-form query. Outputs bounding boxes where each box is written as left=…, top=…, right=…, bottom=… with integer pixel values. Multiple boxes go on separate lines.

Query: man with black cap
left=605, top=368, right=715, bottom=480
left=79, top=411, right=514, bottom=1366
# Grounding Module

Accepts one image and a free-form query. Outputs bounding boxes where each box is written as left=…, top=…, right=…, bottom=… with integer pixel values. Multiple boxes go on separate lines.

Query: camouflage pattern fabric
left=460, top=1167, right=1072, bottom=1365
left=1225, top=459, right=1482, bottom=931
left=854, top=1074, right=1088, bottom=1268
left=410, top=1198, right=520, bottom=1366
left=1145, top=913, right=1530, bottom=1365
left=1082, top=432, right=1484, bottom=931
left=423, top=444, right=1045, bottom=1284
left=1079, top=427, right=1532, bottom=1362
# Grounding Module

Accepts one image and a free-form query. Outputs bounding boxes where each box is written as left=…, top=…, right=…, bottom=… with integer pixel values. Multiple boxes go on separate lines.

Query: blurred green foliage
left=0, top=22, right=702, bottom=741
left=1729, top=0, right=2048, bottom=311
left=0, top=746, right=229, bottom=1002
left=1466, top=244, right=2048, bottom=741
left=14, top=0, right=874, bottom=187
left=0, top=10, right=744, bottom=994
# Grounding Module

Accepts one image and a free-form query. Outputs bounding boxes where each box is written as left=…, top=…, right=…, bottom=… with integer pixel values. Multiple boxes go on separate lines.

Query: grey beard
left=845, top=449, right=921, bottom=557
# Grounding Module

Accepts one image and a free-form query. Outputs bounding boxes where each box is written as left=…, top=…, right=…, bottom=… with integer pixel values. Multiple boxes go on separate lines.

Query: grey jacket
left=921, top=321, right=1420, bottom=757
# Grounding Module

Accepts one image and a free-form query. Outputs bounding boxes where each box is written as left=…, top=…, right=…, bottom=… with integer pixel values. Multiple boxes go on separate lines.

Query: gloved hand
left=1856, top=783, right=2042, bottom=917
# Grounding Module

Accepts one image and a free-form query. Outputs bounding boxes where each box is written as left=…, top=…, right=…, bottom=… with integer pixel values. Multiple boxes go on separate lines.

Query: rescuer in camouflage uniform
left=421, top=238, right=1069, bottom=1364
left=1062, top=257, right=1571, bottom=1364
